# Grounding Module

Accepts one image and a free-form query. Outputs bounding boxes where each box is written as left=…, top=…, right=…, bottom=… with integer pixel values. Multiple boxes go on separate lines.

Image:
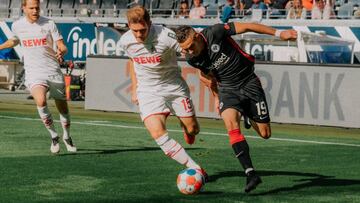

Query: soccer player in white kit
left=120, top=6, right=207, bottom=178
left=0, top=0, right=76, bottom=154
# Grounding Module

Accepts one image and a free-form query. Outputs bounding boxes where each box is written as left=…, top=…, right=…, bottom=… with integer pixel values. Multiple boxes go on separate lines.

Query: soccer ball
left=176, top=168, right=204, bottom=195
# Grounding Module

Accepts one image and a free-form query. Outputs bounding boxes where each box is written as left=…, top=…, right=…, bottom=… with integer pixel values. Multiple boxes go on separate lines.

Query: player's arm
left=199, top=70, right=220, bottom=113
left=128, top=59, right=138, bottom=105
left=56, top=39, right=67, bottom=63
left=0, top=38, right=20, bottom=50
left=199, top=70, right=218, bottom=96
left=232, top=22, right=298, bottom=41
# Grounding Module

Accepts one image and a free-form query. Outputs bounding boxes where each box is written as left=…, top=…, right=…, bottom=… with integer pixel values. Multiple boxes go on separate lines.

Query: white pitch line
left=1, top=115, right=360, bottom=148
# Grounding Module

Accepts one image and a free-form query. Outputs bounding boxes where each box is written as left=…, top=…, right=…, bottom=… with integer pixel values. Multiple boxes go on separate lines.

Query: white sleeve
left=49, top=20, right=63, bottom=41
left=118, top=36, right=129, bottom=57
left=165, top=28, right=182, bottom=54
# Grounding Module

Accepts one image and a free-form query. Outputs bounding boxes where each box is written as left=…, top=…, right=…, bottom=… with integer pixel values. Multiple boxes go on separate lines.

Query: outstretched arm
left=232, top=22, right=298, bottom=41
left=0, top=38, right=20, bottom=50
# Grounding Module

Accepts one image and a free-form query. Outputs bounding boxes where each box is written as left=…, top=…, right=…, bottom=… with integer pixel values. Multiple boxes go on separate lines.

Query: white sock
left=37, top=106, right=58, bottom=139
left=155, top=133, right=201, bottom=169
left=59, top=113, right=71, bottom=139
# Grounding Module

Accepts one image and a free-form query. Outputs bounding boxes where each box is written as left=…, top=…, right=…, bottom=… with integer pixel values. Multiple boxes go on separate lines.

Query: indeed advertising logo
left=58, top=23, right=97, bottom=61
left=67, top=26, right=97, bottom=59
left=59, top=23, right=124, bottom=61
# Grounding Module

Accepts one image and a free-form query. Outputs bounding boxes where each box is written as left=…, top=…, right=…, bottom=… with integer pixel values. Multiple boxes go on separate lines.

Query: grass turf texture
left=0, top=99, right=359, bottom=203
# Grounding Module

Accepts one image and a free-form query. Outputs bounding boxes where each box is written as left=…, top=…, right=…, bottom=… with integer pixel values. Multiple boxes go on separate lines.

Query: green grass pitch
left=0, top=99, right=359, bottom=203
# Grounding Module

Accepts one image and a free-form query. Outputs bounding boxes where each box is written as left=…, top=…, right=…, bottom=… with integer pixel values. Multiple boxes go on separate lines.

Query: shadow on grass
left=208, top=170, right=360, bottom=196
left=59, top=146, right=202, bottom=156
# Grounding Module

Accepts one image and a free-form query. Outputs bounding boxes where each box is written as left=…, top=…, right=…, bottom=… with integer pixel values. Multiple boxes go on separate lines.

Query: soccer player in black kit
left=175, top=23, right=297, bottom=193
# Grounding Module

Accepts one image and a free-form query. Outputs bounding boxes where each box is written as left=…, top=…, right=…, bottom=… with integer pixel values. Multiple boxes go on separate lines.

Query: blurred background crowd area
left=0, top=0, right=359, bottom=21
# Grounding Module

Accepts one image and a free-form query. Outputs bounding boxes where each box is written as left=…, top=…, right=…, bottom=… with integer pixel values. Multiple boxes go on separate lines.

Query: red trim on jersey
left=226, top=37, right=255, bottom=63
left=30, top=83, right=49, bottom=91
left=228, top=129, right=246, bottom=145
left=143, top=112, right=171, bottom=122
left=199, top=32, right=208, bottom=46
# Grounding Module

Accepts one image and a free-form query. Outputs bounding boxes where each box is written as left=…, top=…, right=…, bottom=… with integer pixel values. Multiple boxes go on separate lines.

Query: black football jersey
left=187, top=23, right=255, bottom=89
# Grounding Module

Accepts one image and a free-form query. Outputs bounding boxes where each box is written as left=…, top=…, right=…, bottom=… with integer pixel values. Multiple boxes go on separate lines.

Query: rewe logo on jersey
left=22, top=38, right=47, bottom=47
left=133, top=56, right=161, bottom=64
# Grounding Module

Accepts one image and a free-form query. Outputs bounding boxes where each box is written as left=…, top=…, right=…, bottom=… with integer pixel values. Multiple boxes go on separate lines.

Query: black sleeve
left=210, top=23, right=237, bottom=40
left=187, top=58, right=210, bottom=75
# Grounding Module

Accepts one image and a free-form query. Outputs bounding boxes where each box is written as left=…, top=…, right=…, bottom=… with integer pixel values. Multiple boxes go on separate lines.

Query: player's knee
left=224, top=121, right=240, bottom=131
left=259, top=130, right=271, bottom=139
left=36, top=100, right=47, bottom=107
left=187, top=124, right=200, bottom=136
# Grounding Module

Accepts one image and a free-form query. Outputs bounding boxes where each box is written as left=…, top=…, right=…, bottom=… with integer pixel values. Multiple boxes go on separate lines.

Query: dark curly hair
left=175, top=25, right=195, bottom=43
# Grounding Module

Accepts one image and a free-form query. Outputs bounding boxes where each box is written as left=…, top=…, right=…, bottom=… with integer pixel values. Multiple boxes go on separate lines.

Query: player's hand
left=56, top=49, right=64, bottom=63
left=131, top=92, right=139, bottom=105
left=280, top=30, right=298, bottom=41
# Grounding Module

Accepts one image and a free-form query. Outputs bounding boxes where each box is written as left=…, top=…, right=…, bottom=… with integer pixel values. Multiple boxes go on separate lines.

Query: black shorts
left=218, top=74, right=270, bottom=123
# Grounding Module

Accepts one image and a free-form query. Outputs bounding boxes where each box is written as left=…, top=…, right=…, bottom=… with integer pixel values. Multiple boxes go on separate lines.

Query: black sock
left=232, top=140, right=254, bottom=172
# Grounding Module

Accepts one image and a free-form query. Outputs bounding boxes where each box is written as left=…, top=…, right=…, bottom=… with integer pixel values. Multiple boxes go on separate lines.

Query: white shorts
left=25, top=70, right=66, bottom=100
left=137, top=88, right=196, bottom=121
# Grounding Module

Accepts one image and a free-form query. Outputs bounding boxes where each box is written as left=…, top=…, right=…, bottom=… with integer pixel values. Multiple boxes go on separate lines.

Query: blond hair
left=126, top=5, right=150, bottom=25
left=22, top=0, right=40, bottom=6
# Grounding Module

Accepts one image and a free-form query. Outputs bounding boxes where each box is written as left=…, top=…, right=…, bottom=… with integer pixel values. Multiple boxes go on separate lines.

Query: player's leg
left=178, top=116, right=200, bottom=145
left=221, top=108, right=262, bottom=192
left=171, top=94, right=199, bottom=145
left=244, top=74, right=271, bottom=139
left=249, top=120, right=271, bottom=139
left=55, top=99, right=77, bottom=152
left=48, top=71, right=77, bottom=152
left=30, top=84, right=60, bottom=153
left=144, top=114, right=202, bottom=170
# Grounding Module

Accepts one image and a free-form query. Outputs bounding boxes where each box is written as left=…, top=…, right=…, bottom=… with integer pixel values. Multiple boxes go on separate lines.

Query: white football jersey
left=10, top=16, right=63, bottom=78
left=120, top=24, right=185, bottom=93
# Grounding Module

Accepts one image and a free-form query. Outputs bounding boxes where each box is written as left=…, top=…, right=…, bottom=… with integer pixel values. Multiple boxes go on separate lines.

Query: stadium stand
left=337, top=3, right=354, bottom=19
left=47, top=0, right=62, bottom=17
left=152, top=0, right=177, bottom=17
left=204, top=0, right=219, bottom=17
left=102, top=0, right=117, bottom=17
left=9, top=0, right=22, bottom=18
left=61, top=0, right=76, bottom=17
left=88, top=0, right=102, bottom=17
left=74, top=0, right=89, bottom=17
left=116, top=0, right=131, bottom=17
left=0, top=0, right=10, bottom=18
left=0, top=0, right=358, bottom=19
